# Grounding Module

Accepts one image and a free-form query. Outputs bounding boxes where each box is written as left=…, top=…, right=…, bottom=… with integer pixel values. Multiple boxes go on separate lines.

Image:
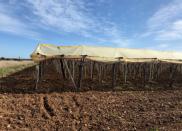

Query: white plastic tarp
left=31, top=44, right=182, bottom=63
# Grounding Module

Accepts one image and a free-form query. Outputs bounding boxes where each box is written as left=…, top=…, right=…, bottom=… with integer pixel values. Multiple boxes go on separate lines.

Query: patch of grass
left=109, top=111, right=120, bottom=118
left=0, top=63, right=35, bottom=77
left=149, top=128, right=159, bottom=131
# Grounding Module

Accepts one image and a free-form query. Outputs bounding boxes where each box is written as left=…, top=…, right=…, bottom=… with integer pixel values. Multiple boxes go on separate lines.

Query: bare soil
left=0, top=91, right=181, bottom=131
left=0, top=65, right=181, bottom=131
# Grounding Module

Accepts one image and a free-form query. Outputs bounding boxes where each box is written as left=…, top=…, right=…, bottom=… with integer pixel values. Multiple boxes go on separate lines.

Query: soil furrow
left=43, top=96, right=55, bottom=117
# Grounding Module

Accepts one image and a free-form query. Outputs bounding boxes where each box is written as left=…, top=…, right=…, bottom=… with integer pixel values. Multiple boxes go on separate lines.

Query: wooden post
left=84, top=64, right=87, bottom=79
left=91, top=61, right=95, bottom=80
left=90, top=61, right=93, bottom=79
left=154, top=62, right=161, bottom=81
left=133, top=64, right=136, bottom=80
left=124, top=62, right=128, bottom=84
left=98, top=64, right=102, bottom=83
left=0, top=75, right=1, bottom=88
left=63, top=59, right=77, bottom=90
left=101, top=64, right=105, bottom=80
left=169, top=64, right=178, bottom=88
left=143, top=63, right=147, bottom=87
left=41, top=61, right=45, bottom=77
left=35, top=63, right=40, bottom=90
left=60, top=58, right=66, bottom=80
left=180, top=65, right=182, bottom=74
left=72, top=61, right=75, bottom=79
left=112, top=63, right=116, bottom=88
left=169, top=64, right=173, bottom=87
left=77, top=56, right=86, bottom=90
left=149, top=63, right=154, bottom=81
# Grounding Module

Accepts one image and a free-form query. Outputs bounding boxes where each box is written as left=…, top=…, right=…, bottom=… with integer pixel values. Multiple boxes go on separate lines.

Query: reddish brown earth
left=0, top=65, right=182, bottom=131
left=0, top=91, right=181, bottom=131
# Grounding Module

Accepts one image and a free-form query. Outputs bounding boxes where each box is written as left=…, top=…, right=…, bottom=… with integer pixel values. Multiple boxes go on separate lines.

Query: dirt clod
left=0, top=65, right=182, bottom=130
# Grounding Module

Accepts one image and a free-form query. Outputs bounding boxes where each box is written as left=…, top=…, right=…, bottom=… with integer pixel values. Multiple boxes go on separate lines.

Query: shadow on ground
left=0, top=65, right=182, bottom=94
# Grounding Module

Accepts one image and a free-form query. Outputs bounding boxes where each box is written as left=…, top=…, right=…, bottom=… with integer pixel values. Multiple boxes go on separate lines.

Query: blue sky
left=0, top=0, right=182, bottom=58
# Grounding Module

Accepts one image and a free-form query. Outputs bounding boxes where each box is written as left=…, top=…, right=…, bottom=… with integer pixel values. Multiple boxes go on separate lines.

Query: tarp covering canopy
left=31, top=44, right=182, bottom=63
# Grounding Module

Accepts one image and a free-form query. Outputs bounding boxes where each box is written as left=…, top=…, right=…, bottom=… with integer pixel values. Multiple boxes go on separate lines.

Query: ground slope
left=0, top=62, right=181, bottom=131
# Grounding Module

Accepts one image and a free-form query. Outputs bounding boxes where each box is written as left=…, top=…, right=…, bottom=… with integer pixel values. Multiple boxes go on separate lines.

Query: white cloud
left=0, top=0, right=132, bottom=49
left=173, top=20, right=182, bottom=30
left=148, top=0, right=182, bottom=30
left=158, top=43, right=169, bottom=48
left=0, top=12, right=39, bottom=37
left=147, top=43, right=169, bottom=50
left=95, top=25, right=130, bottom=47
left=0, top=0, right=128, bottom=47
left=25, top=0, right=124, bottom=40
left=0, top=2, right=40, bottom=38
left=155, top=20, right=182, bottom=40
left=147, top=43, right=182, bottom=51
left=144, top=0, right=182, bottom=41
left=25, top=0, right=92, bottom=33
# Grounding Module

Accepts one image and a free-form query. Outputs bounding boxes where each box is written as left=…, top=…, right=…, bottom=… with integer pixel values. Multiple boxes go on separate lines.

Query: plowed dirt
left=0, top=65, right=181, bottom=131
left=0, top=91, right=181, bottom=131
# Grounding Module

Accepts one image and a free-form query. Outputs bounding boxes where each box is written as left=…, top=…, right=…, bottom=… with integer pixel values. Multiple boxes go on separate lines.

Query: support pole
left=90, top=61, right=93, bottom=79
left=124, top=62, right=128, bottom=84
left=169, top=64, right=177, bottom=88
left=77, top=56, right=86, bottom=90
left=64, top=59, right=77, bottom=90
left=91, top=61, right=95, bottom=80
left=155, top=62, right=160, bottom=81
left=84, top=65, right=87, bottom=79
left=72, top=61, right=75, bottom=79
left=98, top=64, right=102, bottom=83
left=143, top=63, right=147, bottom=87
left=102, top=64, right=106, bottom=80
left=169, top=64, right=174, bottom=87
left=35, top=64, right=40, bottom=90
left=39, top=62, right=43, bottom=78
left=0, top=74, right=2, bottom=88
left=112, top=63, right=116, bottom=88
left=60, top=58, right=66, bottom=80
